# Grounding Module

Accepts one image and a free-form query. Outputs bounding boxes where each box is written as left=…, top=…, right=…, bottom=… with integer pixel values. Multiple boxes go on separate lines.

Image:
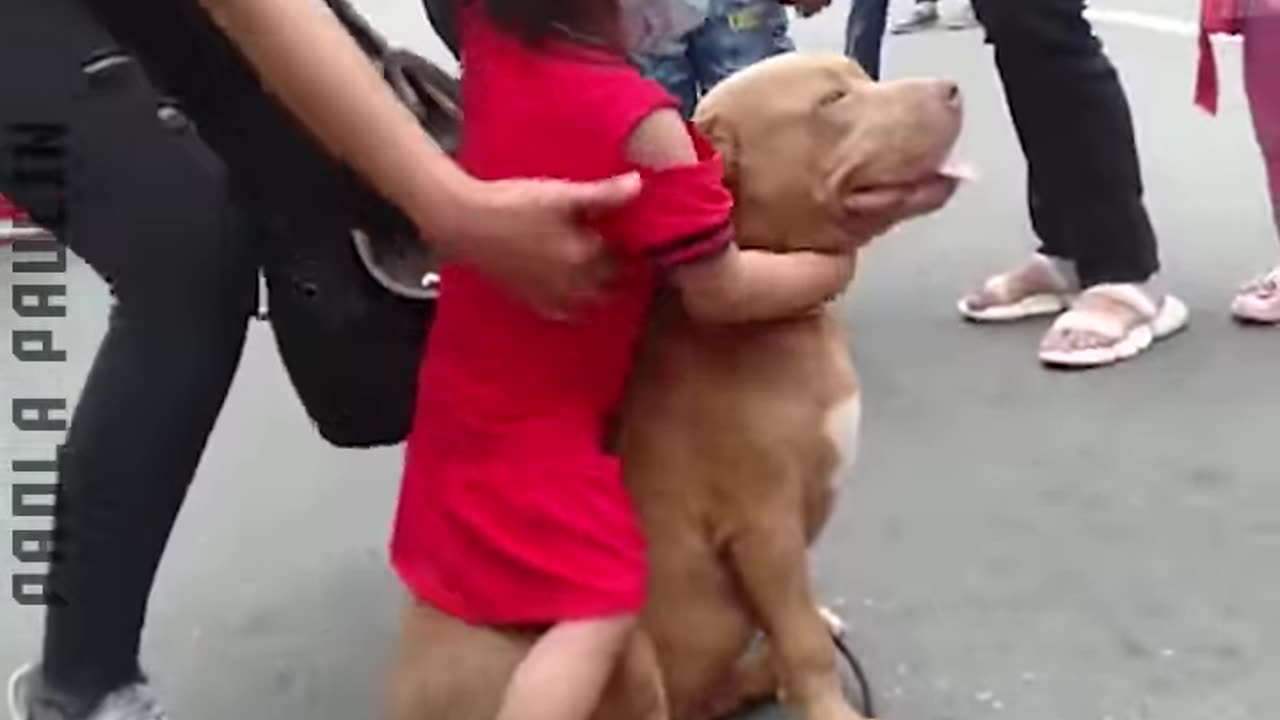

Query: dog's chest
left=821, top=392, right=862, bottom=491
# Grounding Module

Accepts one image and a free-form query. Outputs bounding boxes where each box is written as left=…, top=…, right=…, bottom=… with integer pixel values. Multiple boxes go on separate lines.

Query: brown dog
left=385, top=52, right=963, bottom=720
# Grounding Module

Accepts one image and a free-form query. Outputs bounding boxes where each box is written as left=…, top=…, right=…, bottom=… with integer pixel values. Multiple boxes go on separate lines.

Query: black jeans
left=4, top=0, right=415, bottom=706
left=971, top=0, right=1160, bottom=286
left=1, top=0, right=261, bottom=710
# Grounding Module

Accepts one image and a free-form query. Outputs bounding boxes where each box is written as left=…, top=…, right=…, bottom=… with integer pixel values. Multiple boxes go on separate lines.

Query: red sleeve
left=600, top=126, right=736, bottom=269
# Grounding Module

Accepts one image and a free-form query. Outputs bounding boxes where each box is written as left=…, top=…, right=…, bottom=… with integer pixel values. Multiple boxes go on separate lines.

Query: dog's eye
left=817, top=89, right=847, bottom=107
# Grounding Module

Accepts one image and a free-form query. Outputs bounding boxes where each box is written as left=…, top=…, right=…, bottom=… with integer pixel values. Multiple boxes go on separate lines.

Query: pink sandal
left=1038, top=283, right=1189, bottom=368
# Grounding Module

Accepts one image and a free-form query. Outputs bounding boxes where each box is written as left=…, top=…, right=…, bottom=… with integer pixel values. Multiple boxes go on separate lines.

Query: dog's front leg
left=729, top=518, right=866, bottom=720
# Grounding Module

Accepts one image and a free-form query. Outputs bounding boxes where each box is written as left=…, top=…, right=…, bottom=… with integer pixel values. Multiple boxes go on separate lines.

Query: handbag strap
left=325, top=0, right=393, bottom=61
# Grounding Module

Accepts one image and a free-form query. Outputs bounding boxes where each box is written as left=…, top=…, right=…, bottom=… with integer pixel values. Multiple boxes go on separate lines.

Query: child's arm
left=625, top=109, right=856, bottom=324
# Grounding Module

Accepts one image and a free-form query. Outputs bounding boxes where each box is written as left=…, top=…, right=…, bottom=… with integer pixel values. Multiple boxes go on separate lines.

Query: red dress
left=389, top=8, right=735, bottom=626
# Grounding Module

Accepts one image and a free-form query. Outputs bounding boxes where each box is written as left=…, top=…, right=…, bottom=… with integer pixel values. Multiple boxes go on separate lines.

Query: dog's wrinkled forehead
left=693, top=53, right=869, bottom=138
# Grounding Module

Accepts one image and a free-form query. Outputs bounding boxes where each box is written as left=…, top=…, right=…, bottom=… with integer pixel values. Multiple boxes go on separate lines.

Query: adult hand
left=449, top=173, right=643, bottom=319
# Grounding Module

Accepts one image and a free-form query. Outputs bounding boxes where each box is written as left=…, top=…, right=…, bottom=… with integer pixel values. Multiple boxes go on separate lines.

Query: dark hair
left=478, top=0, right=623, bottom=51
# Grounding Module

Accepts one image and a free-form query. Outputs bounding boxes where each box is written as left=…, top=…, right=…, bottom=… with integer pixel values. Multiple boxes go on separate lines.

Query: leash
left=832, top=631, right=877, bottom=718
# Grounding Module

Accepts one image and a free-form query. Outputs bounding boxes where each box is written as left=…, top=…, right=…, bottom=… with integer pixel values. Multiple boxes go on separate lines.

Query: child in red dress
left=390, top=2, right=857, bottom=719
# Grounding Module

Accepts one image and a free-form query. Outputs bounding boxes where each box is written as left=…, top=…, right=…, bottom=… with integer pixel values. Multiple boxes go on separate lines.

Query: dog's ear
left=693, top=110, right=741, bottom=194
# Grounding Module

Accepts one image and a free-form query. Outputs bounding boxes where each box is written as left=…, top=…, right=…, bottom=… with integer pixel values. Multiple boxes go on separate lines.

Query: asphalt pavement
left=3, top=1, right=1279, bottom=719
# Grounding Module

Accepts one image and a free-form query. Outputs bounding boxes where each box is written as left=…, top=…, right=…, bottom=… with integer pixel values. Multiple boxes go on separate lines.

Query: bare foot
left=1038, top=282, right=1189, bottom=368
left=958, top=254, right=1078, bottom=322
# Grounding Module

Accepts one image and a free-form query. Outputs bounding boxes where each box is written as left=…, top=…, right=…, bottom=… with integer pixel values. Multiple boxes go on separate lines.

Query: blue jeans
left=635, top=0, right=794, bottom=119
left=844, top=0, right=889, bottom=80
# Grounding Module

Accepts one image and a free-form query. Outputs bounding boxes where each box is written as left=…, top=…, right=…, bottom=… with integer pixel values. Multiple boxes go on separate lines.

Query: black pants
left=971, top=0, right=1160, bottom=286
left=1, top=0, right=261, bottom=709
left=0, top=0, right=412, bottom=708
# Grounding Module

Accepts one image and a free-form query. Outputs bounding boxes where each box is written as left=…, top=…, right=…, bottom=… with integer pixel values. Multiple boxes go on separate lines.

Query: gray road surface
left=4, top=1, right=1279, bottom=719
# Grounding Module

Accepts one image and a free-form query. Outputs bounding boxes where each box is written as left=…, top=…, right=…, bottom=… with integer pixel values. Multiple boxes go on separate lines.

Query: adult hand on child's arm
left=198, top=0, right=636, bottom=318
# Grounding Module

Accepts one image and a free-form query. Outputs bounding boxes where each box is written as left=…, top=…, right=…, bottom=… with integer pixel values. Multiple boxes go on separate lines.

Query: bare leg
left=384, top=601, right=533, bottom=720
left=590, top=631, right=669, bottom=720
left=495, top=615, right=636, bottom=720
left=1231, top=8, right=1280, bottom=323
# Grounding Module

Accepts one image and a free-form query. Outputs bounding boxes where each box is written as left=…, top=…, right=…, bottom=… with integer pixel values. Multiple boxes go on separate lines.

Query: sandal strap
left=1046, top=282, right=1162, bottom=341
left=1240, top=266, right=1280, bottom=294
left=1078, top=282, right=1160, bottom=321
left=977, top=253, right=1076, bottom=301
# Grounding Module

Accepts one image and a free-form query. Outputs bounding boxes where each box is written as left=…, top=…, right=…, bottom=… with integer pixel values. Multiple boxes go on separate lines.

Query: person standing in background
left=891, top=0, right=977, bottom=35
left=635, top=0, right=831, bottom=119
left=1226, top=0, right=1280, bottom=323
left=956, top=0, right=1189, bottom=368
left=844, top=0, right=977, bottom=81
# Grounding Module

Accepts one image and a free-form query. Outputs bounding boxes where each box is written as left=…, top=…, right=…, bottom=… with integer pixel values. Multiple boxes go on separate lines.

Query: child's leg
left=1231, top=8, right=1280, bottom=323
left=493, top=614, right=637, bottom=720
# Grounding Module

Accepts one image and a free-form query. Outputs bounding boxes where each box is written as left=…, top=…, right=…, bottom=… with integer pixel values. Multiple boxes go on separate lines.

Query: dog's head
left=692, top=52, right=965, bottom=252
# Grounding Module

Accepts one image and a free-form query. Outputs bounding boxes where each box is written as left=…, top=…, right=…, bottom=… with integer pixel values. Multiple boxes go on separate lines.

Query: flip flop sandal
left=1038, top=283, right=1189, bottom=368
left=957, top=254, right=1078, bottom=323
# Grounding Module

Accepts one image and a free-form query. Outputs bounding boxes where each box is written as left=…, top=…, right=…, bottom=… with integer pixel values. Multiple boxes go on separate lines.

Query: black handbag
left=257, top=0, right=460, bottom=449
left=423, top=0, right=462, bottom=60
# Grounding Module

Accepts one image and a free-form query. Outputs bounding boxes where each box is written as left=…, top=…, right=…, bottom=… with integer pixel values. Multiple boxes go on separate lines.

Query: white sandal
left=1038, top=283, right=1189, bottom=368
left=958, top=253, right=1079, bottom=322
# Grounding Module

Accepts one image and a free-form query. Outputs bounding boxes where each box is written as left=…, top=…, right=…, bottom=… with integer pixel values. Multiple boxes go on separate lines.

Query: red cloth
left=1196, top=0, right=1243, bottom=115
left=0, top=194, right=28, bottom=222
left=389, top=8, right=735, bottom=626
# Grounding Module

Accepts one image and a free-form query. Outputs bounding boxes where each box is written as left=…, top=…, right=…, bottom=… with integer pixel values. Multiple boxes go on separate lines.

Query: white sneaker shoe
left=7, top=664, right=169, bottom=720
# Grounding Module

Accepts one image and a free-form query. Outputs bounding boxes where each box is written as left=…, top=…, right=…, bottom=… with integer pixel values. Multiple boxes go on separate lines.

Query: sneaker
left=7, top=664, right=169, bottom=720
left=890, top=1, right=940, bottom=34
left=1231, top=266, right=1280, bottom=324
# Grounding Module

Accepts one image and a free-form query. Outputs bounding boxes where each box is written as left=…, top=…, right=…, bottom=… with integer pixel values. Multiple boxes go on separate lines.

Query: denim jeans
left=844, top=0, right=889, bottom=80
left=635, top=0, right=795, bottom=119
